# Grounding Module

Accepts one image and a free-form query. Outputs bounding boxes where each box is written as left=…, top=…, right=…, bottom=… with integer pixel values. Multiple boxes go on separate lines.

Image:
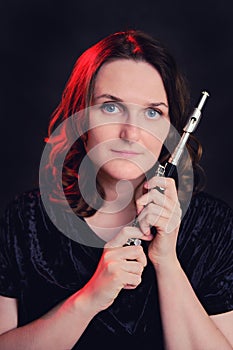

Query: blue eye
left=145, top=108, right=161, bottom=120
left=101, top=102, right=120, bottom=114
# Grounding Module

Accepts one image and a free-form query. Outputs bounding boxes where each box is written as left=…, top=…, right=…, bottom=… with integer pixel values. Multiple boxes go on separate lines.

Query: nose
left=119, top=122, right=141, bottom=142
left=119, top=113, right=141, bottom=143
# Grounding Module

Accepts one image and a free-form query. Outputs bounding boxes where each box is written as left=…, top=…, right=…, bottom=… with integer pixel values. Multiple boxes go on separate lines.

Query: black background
left=1, top=0, right=232, bottom=215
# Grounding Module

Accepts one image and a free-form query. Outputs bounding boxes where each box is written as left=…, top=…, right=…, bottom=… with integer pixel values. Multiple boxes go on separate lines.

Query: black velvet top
left=0, top=189, right=232, bottom=349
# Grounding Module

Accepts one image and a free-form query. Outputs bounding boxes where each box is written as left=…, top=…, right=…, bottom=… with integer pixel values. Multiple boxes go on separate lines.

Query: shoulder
left=0, top=188, right=39, bottom=226
left=189, top=191, right=232, bottom=212
left=182, top=191, right=232, bottom=228
left=178, top=191, right=232, bottom=258
left=14, top=187, right=41, bottom=208
left=179, top=192, right=233, bottom=315
left=1, top=188, right=41, bottom=233
left=1, top=188, right=41, bottom=218
left=0, top=188, right=53, bottom=249
left=0, top=188, right=73, bottom=274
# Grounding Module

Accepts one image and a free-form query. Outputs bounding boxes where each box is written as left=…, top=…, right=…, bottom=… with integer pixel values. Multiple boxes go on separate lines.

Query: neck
left=85, top=173, right=145, bottom=240
left=84, top=195, right=137, bottom=240
left=97, top=171, right=145, bottom=213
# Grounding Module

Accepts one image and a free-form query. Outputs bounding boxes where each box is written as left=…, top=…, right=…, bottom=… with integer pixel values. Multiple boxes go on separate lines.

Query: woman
left=0, top=30, right=232, bottom=349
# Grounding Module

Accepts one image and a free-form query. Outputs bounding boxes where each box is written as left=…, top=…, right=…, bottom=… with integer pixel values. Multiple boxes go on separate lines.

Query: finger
left=137, top=202, right=167, bottom=223
left=139, top=215, right=169, bottom=235
left=137, top=203, right=181, bottom=234
left=136, top=203, right=161, bottom=235
left=121, top=245, right=147, bottom=267
left=136, top=184, right=178, bottom=213
left=136, top=188, right=166, bottom=209
left=136, top=189, right=180, bottom=216
left=104, top=226, right=151, bottom=249
left=138, top=211, right=161, bottom=235
left=144, top=177, right=177, bottom=200
left=122, top=260, right=145, bottom=275
left=136, top=190, right=152, bottom=208
left=106, top=245, right=147, bottom=267
left=124, top=284, right=138, bottom=289
left=165, top=202, right=182, bottom=233
left=122, top=273, right=142, bottom=289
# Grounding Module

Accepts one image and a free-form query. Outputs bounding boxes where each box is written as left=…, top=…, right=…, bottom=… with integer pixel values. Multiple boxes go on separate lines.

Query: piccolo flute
left=126, top=91, right=210, bottom=246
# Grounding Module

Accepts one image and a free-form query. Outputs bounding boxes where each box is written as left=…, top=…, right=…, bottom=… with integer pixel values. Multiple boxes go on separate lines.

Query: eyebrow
left=94, top=94, right=169, bottom=109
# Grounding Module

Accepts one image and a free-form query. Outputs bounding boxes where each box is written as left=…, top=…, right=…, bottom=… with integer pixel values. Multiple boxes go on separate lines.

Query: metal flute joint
left=183, top=91, right=209, bottom=133
left=169, top=91, right=210, bottom=166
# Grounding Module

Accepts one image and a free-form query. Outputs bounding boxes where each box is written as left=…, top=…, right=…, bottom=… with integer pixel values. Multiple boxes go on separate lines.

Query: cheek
left=85, top=131, right=99, bottom=151
left=84, top=127, right=116, bottom=167
left=147, top=142, right=163, bottom=163
left=85, top=127, right=108, bottom=152
left=86, top=123, right=120, bottom=148
left=143, top=133, right=164, bottom=157
left=153, top=118, right=170, bottom=141
left=144, top=119, right=170, bottom=153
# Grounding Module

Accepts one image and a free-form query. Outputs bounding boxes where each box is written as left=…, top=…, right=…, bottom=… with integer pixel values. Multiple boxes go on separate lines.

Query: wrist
left=67, top=287, right=101, bottom=320
left=151, top=255, right=181, bottom=275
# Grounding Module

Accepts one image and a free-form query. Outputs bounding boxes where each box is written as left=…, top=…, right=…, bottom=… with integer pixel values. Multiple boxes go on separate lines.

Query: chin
left=100, top=160, right=154, bottom=181
left=104, top=162, right=150, bottom=181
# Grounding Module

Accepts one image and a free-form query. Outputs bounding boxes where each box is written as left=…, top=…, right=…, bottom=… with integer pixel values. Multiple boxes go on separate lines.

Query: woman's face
left=85, top=59, right=170, bottom=183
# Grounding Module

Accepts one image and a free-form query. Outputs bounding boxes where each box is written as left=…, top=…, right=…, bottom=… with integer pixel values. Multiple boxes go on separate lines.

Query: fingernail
left=137, top=206, right=143, bottom=215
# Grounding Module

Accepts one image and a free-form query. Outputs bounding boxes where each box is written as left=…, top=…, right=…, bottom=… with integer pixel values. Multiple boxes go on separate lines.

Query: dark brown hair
left=45, top=30, right=204, bottom=216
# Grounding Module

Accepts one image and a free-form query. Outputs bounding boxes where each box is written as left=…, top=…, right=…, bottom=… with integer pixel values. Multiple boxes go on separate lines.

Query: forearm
left=154, top=259, right=232, bottom=350
left=0, top=289, right=98, bottom=350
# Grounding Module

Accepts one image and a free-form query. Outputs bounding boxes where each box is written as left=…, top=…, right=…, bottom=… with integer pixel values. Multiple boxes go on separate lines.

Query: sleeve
left=0, top=202, right=20, bottom=298
left=196, top=199, right=233, bottom=315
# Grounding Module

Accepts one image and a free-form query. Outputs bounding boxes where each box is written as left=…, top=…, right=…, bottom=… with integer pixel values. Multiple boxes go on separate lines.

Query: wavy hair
left=44, top=30, right=205, bottom=216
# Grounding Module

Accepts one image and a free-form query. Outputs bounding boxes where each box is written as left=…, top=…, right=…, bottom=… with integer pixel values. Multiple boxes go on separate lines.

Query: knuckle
left=151, top=188, right=159, bottom=198
left=177, top=203, right=182, bottom=214
left=138, top=264, right=144, bottom=274
left=147, top=203, right=154, bottom=210
left=105, top=262, right=113, bottom=275
left=136, top=275, right=142, bottom=285
left=145, top=213, right=154, bottom=224
left=167, top=177, right=175, bottom=186
left=135, top=245, right=143, bottom=254
left=103, top=250, right=114, bottom=264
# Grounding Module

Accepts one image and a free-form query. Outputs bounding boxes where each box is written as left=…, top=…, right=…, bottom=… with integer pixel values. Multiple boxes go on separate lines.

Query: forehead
left=93, top=59, right=168, bottom=105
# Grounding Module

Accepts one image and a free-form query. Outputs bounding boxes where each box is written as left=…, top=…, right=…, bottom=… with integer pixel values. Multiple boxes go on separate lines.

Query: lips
left=111, top=149, right=142, bottom=158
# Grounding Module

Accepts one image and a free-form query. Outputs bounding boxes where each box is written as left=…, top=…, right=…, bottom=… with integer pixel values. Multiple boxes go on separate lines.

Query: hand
left=135, top=176, right=182, bottom=267
left=83, top=227, right=148, bottom=312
